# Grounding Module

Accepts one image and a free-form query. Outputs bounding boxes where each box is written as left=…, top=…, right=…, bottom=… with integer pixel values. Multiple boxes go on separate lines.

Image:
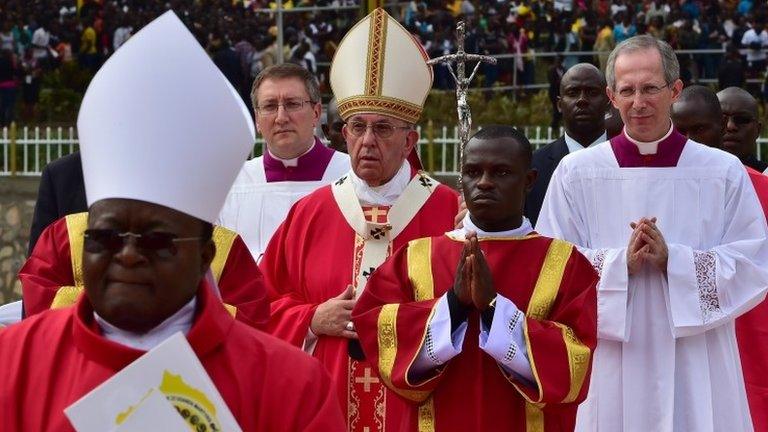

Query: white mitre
left=77, top=11, right=255, bottom=223
left=330, top=8, right=433, bottom=124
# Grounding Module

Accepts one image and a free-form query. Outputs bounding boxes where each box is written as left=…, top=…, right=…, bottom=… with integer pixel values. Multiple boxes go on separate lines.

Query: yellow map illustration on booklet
left=115, top=370, right=222, bottom=431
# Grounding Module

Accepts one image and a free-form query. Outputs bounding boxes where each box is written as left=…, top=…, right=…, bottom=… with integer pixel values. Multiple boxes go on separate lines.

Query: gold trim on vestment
left=528, top=239, right=572, bottom=320
left=525, top=401, right=544, bottom=432
left=378, top=303, right=399, bottom=388
left=365, top=8, right=387, bottom=96
left=65, top=212, right=89, bottom=288
left=338, top=96, right=423, bottom=125
left=505, top=239, right=573, bottom=430
left=555, top=322, right=591, bottom=403
left=407, top=237, right=434, bottom=302
left=377, top=303, right=430, bottom=401
left=223, top=303, right=237, bottom=318
left=51, top=285, right=83, bottom=309
left=418, top=396, right=435, bottom=432
left=210, top=226, right=237, bottom=282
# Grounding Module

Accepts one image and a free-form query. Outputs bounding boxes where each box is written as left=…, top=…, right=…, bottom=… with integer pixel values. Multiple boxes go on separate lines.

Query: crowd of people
left=2, top=4, right=768, bottom=431
left=1, top=0, right=767, bottom=127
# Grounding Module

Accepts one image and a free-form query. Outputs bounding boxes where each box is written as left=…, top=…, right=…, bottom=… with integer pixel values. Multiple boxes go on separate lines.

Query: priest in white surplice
left=537, top=35, right=768, bottom=432
left=217, top=63, right=349, bottom=260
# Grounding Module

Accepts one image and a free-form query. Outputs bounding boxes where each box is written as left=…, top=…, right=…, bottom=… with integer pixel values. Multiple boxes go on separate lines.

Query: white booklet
left=65, top=332, right=242, bottom=432
left=112, top=389, right=189, bottom=431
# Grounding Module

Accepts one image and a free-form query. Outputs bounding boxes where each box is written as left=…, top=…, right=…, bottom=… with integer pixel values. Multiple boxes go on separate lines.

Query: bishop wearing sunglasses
left=18, top=211, right=269, bottom=329
left=0, top=12, right=344, bottom=431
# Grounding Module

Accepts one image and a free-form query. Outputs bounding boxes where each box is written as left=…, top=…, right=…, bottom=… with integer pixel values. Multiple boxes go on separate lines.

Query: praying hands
left=453, top=231, right=496, bottom=310
left=627, top=217, right=669, bottom=276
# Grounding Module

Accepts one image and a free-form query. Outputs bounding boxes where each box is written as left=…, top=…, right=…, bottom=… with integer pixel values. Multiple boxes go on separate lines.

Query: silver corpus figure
left=428, top=21, right=497, bottom=184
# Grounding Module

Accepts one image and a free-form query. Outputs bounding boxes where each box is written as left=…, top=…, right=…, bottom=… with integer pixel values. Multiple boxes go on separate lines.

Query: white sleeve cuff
left=302, top=327, right=319, bottom=355
left=411, top=294, right=467, bottom=376
left=478, top=294, right=534, bottom=382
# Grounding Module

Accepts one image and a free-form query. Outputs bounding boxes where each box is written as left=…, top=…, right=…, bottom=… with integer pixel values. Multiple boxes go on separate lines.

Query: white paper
left=112, top=389, right=189, bottom=431
left=0, top=300, right=22, bottom=327
left=65, top=332, right=241, bottom=432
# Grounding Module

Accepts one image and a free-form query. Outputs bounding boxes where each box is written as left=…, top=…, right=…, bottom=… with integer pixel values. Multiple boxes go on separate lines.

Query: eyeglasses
left=724, top=113, right=755, bottom=126
left=84, top=229, right=202, bottom=259
left=256, top=99, right=314, bottom=116
left=346, top=121, right=411, bottom=139
left=615, top=82, right=672, bottom=99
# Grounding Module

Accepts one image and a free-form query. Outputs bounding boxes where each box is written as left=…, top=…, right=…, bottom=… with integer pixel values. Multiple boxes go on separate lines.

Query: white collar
left=350, top=160, right=411, bottom=206
left=449, top=213, right=534, bottom=238
left=564, top=131, right=607, bottom=153
left=95, top=297, right=197, bottom=351
left=266, top=139, right=315, bottom=168
left=624, top=121, right=673, bottom=155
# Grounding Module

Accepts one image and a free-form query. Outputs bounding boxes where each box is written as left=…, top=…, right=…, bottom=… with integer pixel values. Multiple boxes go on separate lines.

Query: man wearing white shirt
left=353, top=125, right=599, bottom=431
left=537, top=34, right=768, bottom=432
left=525, top=63, right=609, bottom=225
left=30, top=20, right=50, bottom=63
left=741, top=18, right=768, bottom=75
left=217, top=63, right=349, bottom=260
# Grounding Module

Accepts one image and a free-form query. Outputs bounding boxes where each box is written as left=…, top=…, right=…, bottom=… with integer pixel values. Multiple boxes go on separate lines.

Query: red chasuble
left=352, top=234, right=598, bottom=432
left=19, top=212, right=269, bottom=329
left=260, top=180, right=458, bottom=432
left=737, top=166, right=768, bottom=431
left=0, top=281, right=345, bottom=431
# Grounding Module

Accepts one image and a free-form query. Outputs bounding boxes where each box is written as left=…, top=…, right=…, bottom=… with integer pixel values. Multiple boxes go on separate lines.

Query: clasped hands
left=627, top=217, right=668, bottom=275
left=311, top=284, right=358, bottom=339
left=453, top=231, right=496, bottom=310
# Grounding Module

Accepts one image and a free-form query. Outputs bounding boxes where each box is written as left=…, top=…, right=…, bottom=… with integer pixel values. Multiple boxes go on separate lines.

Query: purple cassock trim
left=610, top=128, right=688, bottom=168
left=263, top=136, right=335, bottom=182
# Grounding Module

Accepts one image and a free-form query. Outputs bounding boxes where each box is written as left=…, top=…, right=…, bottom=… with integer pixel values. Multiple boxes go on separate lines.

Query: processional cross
left=427, top=21, right=497, bottom=181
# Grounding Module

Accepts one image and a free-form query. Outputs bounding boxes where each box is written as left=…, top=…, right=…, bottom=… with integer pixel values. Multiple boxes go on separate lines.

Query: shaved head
left=671, top=85, right=724, bottom=148
left=674, top=85, right=722, bottom=118
left=557, top=62, right=609, bottom=145
left=717, top=86, right=762, bottom=161
left=717, top=87, right=759, bottom=117
left=560, top=63, right=606, bottom=94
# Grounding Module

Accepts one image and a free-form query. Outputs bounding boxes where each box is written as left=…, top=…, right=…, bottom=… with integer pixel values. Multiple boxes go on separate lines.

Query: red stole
left=737, top=166, right=768, bottom=431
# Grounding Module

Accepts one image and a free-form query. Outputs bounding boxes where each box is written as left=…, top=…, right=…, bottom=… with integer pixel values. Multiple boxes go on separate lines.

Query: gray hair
left=605, top=35, right=679, bottom=89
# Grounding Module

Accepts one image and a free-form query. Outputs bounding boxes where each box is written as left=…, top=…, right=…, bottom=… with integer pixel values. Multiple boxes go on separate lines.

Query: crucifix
left=427, top=21, right=497, bottom=182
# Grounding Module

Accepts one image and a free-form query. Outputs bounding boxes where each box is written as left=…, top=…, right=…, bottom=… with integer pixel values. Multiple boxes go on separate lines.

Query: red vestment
left=0, top=281, right=345, bottom=431
left=19, top=212, right=269, bottom=329
left=260, top=181, right=458, bottom=431
left=352, top=234, right=598, bottom=432
left=737, top=166, right=768, bottom=431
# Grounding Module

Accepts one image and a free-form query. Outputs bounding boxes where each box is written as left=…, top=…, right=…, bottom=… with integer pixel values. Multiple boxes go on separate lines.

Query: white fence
left=1, top=125, right=767, bottom=177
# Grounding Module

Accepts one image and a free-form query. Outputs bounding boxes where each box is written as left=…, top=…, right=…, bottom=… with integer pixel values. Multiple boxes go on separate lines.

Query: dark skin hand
left=453, top=231, right=496, bottom=310
left=627, top=217, right=669, bottom=276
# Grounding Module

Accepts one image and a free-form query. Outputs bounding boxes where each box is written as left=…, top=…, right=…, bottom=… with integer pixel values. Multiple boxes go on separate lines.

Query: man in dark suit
left=525, top=63, right=610, bottom=226
left=28, top=151, right=86, bottom=255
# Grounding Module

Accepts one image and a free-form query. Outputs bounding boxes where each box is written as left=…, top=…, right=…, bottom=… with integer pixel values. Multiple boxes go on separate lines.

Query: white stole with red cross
left=331, top=170, right=437, bottom=432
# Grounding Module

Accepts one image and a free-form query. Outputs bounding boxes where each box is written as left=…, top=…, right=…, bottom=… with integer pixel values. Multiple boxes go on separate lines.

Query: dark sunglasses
left=724, top=114, right=755, bottom=126
left=83, top=229, right=202, bottom=258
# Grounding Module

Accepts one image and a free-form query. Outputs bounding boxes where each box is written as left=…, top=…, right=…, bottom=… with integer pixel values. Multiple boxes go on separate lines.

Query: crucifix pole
left=427, top=21, right=496, bottom=184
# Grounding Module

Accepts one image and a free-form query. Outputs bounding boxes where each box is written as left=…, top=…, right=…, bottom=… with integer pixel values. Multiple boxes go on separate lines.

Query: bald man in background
left=718, top=87, right=766, bottom=173
left=526, top=63, right=610, bottom=225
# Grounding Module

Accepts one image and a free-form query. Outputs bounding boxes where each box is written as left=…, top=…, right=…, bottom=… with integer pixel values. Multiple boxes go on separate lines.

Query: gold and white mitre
left=330, top=8, right=433, bottom=124
left=77, top=11, right=255, bottom=223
